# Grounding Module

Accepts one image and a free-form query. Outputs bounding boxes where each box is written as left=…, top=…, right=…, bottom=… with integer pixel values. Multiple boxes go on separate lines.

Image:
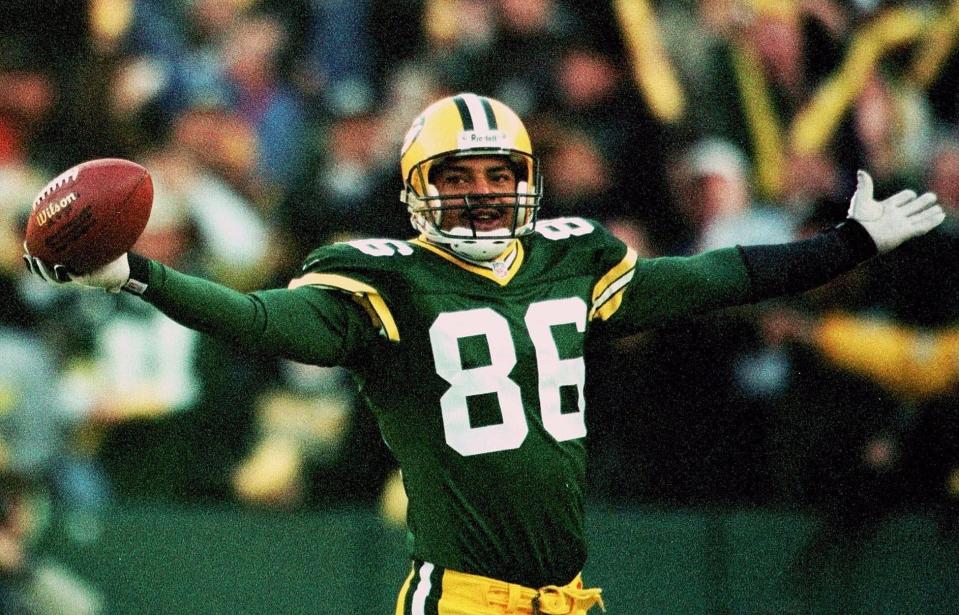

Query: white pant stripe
left=411, top=562, right=435, bottom=615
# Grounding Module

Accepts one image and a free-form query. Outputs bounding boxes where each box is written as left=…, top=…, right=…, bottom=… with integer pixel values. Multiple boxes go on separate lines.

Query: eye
left=441, top=174, right=468, bottom=186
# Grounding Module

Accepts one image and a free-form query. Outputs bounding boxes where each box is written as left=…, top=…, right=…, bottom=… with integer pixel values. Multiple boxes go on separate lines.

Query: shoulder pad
left=530, top=217, right=625, bottom=253
left=530, top=218, right=636, bottom=322
left=301, top=238, right=416, bottom=273
left=290, top=239, right=415, bottom=343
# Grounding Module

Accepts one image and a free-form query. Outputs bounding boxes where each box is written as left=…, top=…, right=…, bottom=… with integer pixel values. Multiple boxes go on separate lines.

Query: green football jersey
left=286, top=217, right=752, bottom=588
left=141, top=216, right=753, bottom=589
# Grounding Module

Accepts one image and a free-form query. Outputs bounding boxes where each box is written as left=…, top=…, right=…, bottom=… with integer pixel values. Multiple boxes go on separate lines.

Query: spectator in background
left=534, top=125, right=614, bottom=220
left=233, top=360, right=395, bottom=511
left=487, top=0, right=583, bottom=114
left=107, top=0, right=246, bottom=120
left=546, top=39, right=679, bottom=248
left=417, top=0, right=582, bottom=114
left=852, top=69, right=932, bottom=193
left=423, top=0, right=500, bottom=95
left=694, top=0, right=849, bottom=204
left=297, top=0, right=376, bottom=117
left=218, top=11, right=309, bottom=187
left=677, top=136, right=795, bottom=253
left=0, top=341, right=104, bottom=615
left=0, top=160, right=103, bottom=615
left=1, top=0, right=113, bottom=172
left=757, top=133, right=959, bottom=538
left=0, top=70, right=54, bottom=166
left=277, top=61, right=450, bottom=254
left=279, top=109, right=404, bottom=249
left=160, top=109, right=281, bottom=278
left=109, top=1, right=310, bottom=190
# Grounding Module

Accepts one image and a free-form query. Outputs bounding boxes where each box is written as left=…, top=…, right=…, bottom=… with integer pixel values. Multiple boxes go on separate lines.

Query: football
left=24, top=158, right=153, bottom=274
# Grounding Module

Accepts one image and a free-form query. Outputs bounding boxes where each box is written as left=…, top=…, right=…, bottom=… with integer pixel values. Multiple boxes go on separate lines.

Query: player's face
left=433, top=156, right=518, bottom=233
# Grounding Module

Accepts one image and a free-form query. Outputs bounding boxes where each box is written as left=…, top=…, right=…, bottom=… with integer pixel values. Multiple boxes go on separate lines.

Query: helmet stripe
left=455, top=93, right=494, bottom=132
left=479, top=97, right=498, bottom=129
left=462, top=94, right=491, bottom=130
left=452, top=95, right=474, bottom=130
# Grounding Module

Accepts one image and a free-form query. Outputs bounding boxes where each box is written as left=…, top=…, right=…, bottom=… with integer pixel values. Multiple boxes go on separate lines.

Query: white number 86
left=428, top=298, right=587, bottom=456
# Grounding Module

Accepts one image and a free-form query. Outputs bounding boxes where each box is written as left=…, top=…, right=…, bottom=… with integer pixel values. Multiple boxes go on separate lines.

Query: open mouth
left=465, top=207, right=507, bottom=232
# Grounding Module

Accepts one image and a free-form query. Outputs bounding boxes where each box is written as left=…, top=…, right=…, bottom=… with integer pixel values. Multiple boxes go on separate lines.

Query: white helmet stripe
left=459, top=93, right=492, bottom=131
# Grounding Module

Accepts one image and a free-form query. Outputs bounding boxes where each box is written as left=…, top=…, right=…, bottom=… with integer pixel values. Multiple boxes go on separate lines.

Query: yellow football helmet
left=399, top=93, right=542, bottom=260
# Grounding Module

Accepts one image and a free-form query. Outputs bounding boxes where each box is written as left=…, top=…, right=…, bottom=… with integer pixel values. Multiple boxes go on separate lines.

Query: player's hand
left=22, top=243, right=131, bottom=293
left=848, top=170, right=945, bottom=253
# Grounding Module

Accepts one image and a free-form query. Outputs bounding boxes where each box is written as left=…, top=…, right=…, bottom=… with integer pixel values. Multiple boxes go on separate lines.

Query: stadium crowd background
left=2, top=0, right=959, bottom=611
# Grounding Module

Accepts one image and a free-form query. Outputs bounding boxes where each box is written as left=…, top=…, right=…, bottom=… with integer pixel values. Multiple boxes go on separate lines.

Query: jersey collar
left=410, top=237, right=524, bottom=286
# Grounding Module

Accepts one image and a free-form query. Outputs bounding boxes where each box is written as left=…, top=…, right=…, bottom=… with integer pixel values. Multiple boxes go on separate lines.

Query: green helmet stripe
left=480, top=96, right=498, bottom=129
left=452, top=95, right=474, bottom=130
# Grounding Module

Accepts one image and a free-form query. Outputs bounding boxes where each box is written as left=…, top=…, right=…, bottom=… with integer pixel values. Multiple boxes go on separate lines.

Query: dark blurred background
left=2, top=0, right=959, bottom=612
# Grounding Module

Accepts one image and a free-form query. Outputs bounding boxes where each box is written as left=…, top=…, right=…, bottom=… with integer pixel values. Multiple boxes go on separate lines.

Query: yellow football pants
left=394, top=561, right=605, bottom=614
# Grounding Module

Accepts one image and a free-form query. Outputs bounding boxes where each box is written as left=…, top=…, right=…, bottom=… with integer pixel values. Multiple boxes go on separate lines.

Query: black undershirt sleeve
left=739, top=220, right=878, bottom=302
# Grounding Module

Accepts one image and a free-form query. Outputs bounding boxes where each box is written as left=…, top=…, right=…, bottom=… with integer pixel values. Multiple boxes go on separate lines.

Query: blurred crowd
left=3, top=0, right=959, bottom=609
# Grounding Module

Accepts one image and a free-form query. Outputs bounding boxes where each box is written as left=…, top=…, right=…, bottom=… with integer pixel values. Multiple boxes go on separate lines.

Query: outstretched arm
left=743, top=170, right=943, bottom=301
left=611, top=171, right=944, bottom=331
left=23, top=251, right=378, bottom=367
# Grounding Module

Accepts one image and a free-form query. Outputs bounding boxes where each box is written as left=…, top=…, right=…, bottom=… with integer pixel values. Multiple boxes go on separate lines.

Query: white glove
left=22, top=243, right=131, bottom=293
left=848, top=170, right=945, bottom=253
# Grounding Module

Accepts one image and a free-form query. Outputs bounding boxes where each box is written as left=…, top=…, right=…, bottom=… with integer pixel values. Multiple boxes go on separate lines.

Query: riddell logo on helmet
left=458, top=130, right=508, bottom=149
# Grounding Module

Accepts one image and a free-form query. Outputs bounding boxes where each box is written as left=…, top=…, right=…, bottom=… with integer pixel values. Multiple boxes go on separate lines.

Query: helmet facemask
left=404, top=152, right=542, bottom=261
left=399, top=93, right=543, bottom=261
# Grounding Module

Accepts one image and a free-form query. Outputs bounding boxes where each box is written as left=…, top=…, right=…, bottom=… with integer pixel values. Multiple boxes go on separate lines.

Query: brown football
left=24, top=158, right=153, bottom=274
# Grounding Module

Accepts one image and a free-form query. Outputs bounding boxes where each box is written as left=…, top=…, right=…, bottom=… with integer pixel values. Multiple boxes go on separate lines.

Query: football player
left=24, top=93, right=944, bottom=615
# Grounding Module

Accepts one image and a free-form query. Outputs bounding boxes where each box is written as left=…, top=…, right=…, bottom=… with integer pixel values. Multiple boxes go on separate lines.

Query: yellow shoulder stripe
left=590, top=248, right=637, bottom=321
left=288, top=272, right=400, bottom=342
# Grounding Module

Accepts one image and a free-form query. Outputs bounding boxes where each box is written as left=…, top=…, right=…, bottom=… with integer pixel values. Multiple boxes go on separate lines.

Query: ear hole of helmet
left=425, top=183, right=441, bottom=225
left=516, top=180, right=529, bottom=209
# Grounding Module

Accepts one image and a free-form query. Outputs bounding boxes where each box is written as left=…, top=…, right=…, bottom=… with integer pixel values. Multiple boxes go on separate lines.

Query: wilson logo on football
left=35, top=193, right=78, bottom=226
left=32, top=166, right=80, bottom=211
